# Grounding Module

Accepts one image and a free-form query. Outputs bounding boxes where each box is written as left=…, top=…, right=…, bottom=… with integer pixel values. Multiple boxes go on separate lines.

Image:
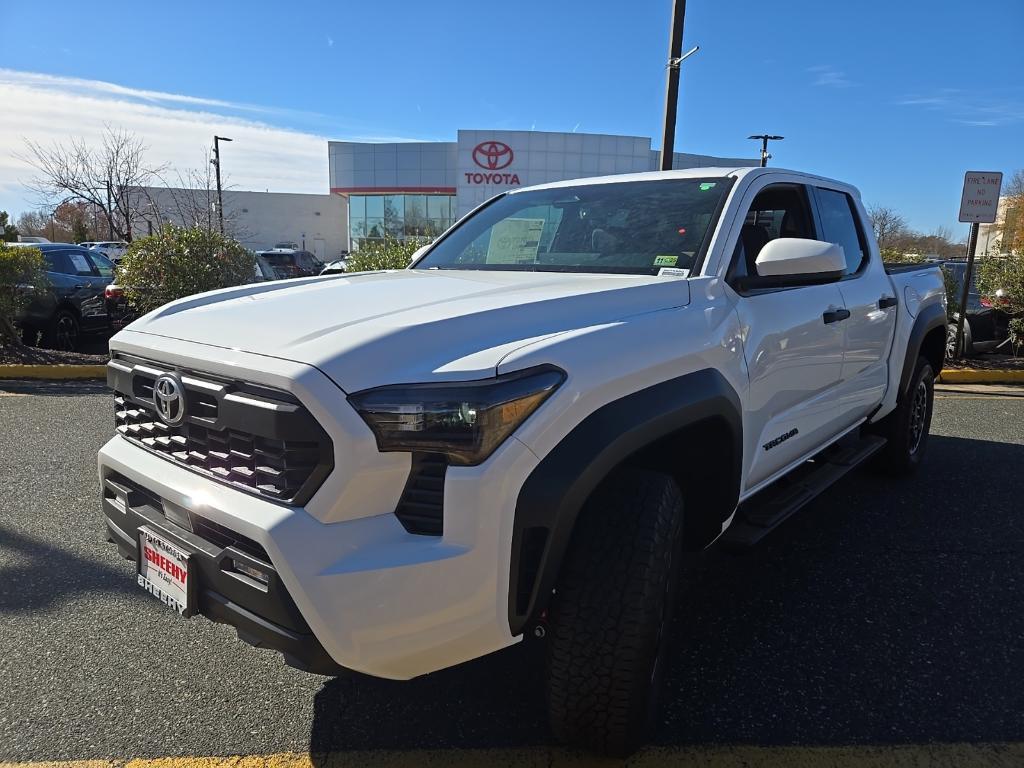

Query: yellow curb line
left=0, top=364, right=107, bottom=380
left=939, top=368, right=1024, bottom=385
left=4, top=743, right=1024, bottom=768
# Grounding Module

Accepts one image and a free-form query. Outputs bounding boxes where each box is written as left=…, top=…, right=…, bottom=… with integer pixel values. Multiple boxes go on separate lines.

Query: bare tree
left=867, top=205, right=909, bottom=253
left=138, top=152, right=249, bottom=242
left=20, top=126, right=164, bottom=242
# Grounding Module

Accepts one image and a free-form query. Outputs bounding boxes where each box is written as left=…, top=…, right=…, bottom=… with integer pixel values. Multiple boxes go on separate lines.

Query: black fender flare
left=508, top=368, right=742, bottom=636
left=899, top=301, right=947, bottom=396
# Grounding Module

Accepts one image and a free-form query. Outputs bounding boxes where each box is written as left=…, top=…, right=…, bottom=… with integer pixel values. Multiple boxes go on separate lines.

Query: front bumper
left=99, top=389, right=541, bottom=682
left=103, top=471, right=342, bottom=675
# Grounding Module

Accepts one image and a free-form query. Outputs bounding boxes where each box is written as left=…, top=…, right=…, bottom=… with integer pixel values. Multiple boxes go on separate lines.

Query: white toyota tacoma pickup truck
left=98, top=167, right=946, bottom=755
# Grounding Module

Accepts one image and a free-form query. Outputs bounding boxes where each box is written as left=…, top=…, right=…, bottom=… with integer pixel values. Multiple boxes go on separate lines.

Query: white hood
left=123, top=270, right=691, bottom=392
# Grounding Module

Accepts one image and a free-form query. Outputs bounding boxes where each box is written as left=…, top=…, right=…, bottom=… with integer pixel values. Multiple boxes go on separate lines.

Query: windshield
left=414, top=178, right=730, bottom=275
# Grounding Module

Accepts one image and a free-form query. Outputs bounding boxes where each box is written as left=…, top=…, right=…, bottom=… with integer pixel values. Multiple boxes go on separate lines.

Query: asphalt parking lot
left=1, top=381, right=1022, bottom=764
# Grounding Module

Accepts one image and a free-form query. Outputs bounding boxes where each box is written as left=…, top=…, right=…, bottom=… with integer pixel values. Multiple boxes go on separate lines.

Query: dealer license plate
left=137, top=527, right=192, bottom=616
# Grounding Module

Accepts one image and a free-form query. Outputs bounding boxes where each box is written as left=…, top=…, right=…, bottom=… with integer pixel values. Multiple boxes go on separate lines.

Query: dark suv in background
left=944, top=259, right=1014, bottom=357
left=13, top=243, right=116, bottom=350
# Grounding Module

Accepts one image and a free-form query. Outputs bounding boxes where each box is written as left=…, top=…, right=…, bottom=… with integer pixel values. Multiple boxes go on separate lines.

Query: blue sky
left=2, top=0, right=1022, bottom=235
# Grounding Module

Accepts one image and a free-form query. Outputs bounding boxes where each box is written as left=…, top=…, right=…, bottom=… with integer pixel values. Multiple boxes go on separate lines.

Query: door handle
left=823, top=308, right=851, bottom=324
left=878, top=296, right=898, bottom=309
left=74, top=283, right=88, bottom=289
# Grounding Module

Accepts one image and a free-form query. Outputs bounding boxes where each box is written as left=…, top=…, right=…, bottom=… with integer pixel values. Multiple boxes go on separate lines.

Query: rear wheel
left=873, top=355, right=935, bottom=475
left=545, top=469, right=683, bottom=757
left=43, top=308, right=80, bottom=351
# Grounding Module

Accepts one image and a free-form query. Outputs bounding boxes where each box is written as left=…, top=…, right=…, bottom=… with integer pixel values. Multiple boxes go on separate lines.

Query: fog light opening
left=231, top=558, right=270, bottom=586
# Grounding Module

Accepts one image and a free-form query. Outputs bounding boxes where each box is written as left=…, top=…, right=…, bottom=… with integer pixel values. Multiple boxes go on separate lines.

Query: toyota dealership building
left=329, top=129, right=757, bottom=250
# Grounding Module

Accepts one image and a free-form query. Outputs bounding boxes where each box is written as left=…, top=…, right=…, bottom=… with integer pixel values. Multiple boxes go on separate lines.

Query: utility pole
left=106, top=181, right=114, bottom=239
left=212, top=136, right=233, bottom=235
left=658, top=1, right=699, bottom=171
left=749, top=134, right=784, bottom=167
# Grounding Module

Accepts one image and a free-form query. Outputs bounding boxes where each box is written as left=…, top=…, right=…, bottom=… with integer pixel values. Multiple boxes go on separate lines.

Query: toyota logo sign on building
left=472, top=141, right=514, bottom=170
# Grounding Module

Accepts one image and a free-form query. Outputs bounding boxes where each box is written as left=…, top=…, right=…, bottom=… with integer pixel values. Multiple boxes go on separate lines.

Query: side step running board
left=721, top=433, right=886, bottom=548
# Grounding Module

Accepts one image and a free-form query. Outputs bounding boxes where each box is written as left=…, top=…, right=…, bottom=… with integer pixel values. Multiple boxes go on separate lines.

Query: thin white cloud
left=327, top=36, right=334, bottom=47
left=808, top=65, right=855, bottom=88
left=897, top=89, right=1024, bottom=127
left=0, top=69, right=422, bottom=214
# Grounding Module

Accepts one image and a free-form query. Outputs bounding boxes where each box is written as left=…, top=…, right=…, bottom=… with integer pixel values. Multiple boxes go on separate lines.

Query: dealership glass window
left=365, top=196, right=385, bottom=219
left=366, top=218, right=385, bottom=238
left=349, top=195, right=366, bottom=221
left=349, top=194, right=457, bottom=248
left=427, top=195, right=448, bottom=220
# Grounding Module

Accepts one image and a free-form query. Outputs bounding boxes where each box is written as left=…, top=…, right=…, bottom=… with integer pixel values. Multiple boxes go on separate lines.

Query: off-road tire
left=545, top=469, right=684, bottom=757
left=946, top=319, right=972, bottom=361
left=873, top=355, right=935, bottom=475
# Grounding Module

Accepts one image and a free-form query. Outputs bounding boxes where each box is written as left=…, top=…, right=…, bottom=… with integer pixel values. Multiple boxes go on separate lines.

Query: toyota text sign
left=959, top=171, right=1003, bottom=224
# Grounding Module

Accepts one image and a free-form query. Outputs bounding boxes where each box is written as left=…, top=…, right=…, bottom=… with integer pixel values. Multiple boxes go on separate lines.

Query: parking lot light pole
left=212, top=136, right=233, bottom=235
left=749, top=134, right=784, bottom=167
left=659, top=0, right=699, bottom=171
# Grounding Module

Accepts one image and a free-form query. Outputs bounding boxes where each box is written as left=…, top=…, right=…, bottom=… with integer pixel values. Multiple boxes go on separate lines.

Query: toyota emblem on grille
left=153, top=375, right=186, bottom=426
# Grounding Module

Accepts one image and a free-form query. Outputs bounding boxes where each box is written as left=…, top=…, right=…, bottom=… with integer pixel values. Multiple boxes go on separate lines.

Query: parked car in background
left=17, top=235, right=50, bottom=243
left=11, top=242, right=115, bottom=349
left=255, top=247, right=323, bottom=278
left=943, top=260, right=1013, bottom=358
left=78, top=241, right=99, bottom=249
left=253, top=254, right=281, bottom=282
left=90, top=241, right=129, bottom=262
left=319, top=257, right=349, bottom=275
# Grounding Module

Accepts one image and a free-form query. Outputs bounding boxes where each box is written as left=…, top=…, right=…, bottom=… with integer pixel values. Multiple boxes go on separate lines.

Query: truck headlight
left=349, top=366, right=565, bottom=465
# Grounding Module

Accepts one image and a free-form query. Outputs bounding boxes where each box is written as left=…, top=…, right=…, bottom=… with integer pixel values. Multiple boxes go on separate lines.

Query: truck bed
left=884, top=262, right=941, bottom=275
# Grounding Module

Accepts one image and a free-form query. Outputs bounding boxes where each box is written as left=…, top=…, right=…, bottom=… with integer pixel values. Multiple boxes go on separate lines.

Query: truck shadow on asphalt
left=308, top=433, right=1024, bottom=753
left=0, top=523, right=140, bottom=612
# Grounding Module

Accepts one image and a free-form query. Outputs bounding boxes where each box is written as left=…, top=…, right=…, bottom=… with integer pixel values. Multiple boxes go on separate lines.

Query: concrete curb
left=939, top=368, right=1024, bottom=385
left=0, top=364, right=107, bottom=380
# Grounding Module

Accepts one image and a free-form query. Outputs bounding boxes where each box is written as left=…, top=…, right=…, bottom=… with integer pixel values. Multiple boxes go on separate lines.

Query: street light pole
left=749, top=134, right=784, bottom=167
left=212, top=136, right=233, bottom=235
left=659, top=0, right=698, bottom=171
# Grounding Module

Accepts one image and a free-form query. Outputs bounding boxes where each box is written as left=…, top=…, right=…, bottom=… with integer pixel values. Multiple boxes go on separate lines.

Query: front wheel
left=873, top=356, right=935, bottom=475
left=545, top=469, right=684, bottom=757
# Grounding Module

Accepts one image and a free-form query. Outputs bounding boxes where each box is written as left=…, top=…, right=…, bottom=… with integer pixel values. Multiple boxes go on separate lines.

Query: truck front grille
left=109, top=356, right=333, bottom=506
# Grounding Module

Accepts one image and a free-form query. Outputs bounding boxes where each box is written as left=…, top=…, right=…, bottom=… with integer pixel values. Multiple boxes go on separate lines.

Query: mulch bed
left=0, top=344, right=109, bottom=366
left=945, top=354, right=1024, bottom=371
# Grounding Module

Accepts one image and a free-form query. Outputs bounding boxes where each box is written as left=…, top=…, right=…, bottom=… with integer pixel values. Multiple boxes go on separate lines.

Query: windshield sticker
left=658, top=267, right=690, bottom=278
left=699, top=182, right=717, bottom=191
left=486, top=218, right=545, bottom=264
left=653, top=255, right=679, bottom=267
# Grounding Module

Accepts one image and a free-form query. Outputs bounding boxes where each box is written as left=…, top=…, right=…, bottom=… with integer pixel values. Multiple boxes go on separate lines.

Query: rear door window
left=814, top=188, right=868, bottom=275
left=62, top=249, right=98, bottom=277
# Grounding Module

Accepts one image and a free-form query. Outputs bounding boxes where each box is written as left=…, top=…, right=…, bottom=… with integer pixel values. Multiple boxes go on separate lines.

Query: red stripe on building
left=330, top=187, right=457, bottom=195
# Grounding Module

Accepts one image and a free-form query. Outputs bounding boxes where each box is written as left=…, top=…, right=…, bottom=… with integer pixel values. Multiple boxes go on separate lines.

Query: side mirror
left=737, top=238, right=846, bottom=290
